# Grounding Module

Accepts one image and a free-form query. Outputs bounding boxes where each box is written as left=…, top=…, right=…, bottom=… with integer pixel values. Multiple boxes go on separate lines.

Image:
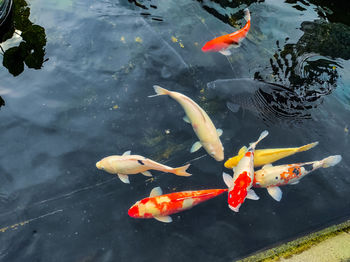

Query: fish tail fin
left=297, top=141, right=319, bottom=152
left=249, top=130, right=268, bottom=150
left=244, top=8, right=251, bottom=22
left=321, top=155, right=342, bottom=168
left=148, top=85, right=171, bottom=97
left=173, top=164, right=192, bottom=177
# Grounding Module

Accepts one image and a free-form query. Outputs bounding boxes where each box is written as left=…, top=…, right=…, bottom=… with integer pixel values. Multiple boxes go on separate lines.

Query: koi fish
left=149, top=85, right=224, bottom=161
left=223, top=130, right=268, bottom=212
left=253, top=155, right=342, bottom=201
left=128, top=187, right=227, bottom=223
left=224, top=141, right=319, bottom=169
left=201, top=8, right=251, bottom=56
left=96, top=150, right=191, bottom=184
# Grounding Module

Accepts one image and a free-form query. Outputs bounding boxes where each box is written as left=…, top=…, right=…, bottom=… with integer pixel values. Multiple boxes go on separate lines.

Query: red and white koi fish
left=202, top=8, right=251, bottom=56
left=149, top=85, right=224, bottom=161
left=96, top=150, right=191, bottom=184
left=128, top=187, right=227, bottom=223
left=253, top=155, right=342, bottom=201
left=223, top=130, right=268, bottom=212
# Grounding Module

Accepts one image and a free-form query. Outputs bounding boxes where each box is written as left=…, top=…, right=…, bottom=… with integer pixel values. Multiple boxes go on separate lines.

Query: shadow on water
left=0, top=0, right=47, bottom=76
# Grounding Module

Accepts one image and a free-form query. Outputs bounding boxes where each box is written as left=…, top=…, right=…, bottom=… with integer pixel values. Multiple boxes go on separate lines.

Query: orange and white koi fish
left=253, top=155, right=342, bottom=201
left=223, top=130, right=268, bottom=212
left=128, top=187, right=227, bottom=223
left=96, top=150, right=191, bottom=184
left=202, top=8, right=251, bottom=56
left=149, top=85, right=224, bottom=161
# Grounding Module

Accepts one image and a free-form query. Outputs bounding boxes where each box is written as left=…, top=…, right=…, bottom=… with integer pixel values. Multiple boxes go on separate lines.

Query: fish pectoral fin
left=183, top=116, right=191, bottom=123
left=117, top=174, right=130, bottom=184
left=247, top=189, right=260, bottom=200
left=290, top=180, right=300, bottom=185
left=232, top=166, right=236, bottom=173
left=238, top=146, right=248, bottom=155
left=267, top=187, right=282, bottom=202
left=231, top=42, right=241, bottom=48
left=190, top=141, right=202, bottom=153
left=226, top=102, right=240, bottom=113
left=150, top=187, right=163, bottom=197
left=262, top=164, right=273, bottom=169
left=122, top=150, right=131, bottom=156
left=219, top=49, right=232, bottom=56
left=216, top=129, right=223, bottom=137
left=141, top=171, right=152, bottom=177
left=154, top=215, right=172, bottom=223
left=223, top=172, right=234, bottom=188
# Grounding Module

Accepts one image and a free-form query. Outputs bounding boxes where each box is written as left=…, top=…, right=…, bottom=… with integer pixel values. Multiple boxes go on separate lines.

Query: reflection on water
left=0, top=0, right=46, bottom=76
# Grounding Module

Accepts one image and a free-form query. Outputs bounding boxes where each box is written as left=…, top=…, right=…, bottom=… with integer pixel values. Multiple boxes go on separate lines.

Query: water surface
left=0, top=0, right=349, bottom=261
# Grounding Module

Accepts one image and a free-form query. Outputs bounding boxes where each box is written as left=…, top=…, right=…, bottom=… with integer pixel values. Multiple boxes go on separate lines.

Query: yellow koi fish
left=96, top=151, right=191, bottom=184
left=149, top=85, right=224, bottom=161
left=224, top=141, right=318, bottom=168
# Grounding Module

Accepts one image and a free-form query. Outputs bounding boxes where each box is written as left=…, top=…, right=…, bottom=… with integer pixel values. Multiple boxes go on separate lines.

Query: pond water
left=0, top=0, right=349, bottom=261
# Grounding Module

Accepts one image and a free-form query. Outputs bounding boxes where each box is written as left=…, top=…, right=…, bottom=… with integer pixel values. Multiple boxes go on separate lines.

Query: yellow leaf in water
left=120, top=36, right=126, bottom=43
left=113, top=105, right=119, bottom=109
left=345, top=126, right=349, bottom=133
left=200, top=88, right=204, bottom=94
left=179, top=42, right=184, bottom=48
left=135, top=37, right=143, bottom=43
left=194, top=42, right=199, bottom=46
left=171, top=36, right=178, bottom=43
left=332, top=66, right=337, bottom=70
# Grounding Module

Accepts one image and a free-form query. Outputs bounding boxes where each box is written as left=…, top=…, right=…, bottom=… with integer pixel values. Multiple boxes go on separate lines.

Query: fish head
left=95, top=156, right=116, bottom=174
left=207, top=143, right=224, bottom=161
left=202, top=37, right=230, bottom=53
left=227, top=172, right=252, bottom=211
left=128, top=202, right=140, bottom=218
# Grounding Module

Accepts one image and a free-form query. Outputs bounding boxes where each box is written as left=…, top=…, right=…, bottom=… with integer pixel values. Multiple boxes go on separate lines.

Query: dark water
left=0, top=0, right=349, bottom=261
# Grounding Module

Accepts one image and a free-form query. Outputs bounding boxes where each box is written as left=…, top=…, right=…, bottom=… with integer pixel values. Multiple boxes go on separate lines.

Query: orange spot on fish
left=228, top=172, right=252, bottom=208
left=245, top=152, right=252, bottom=157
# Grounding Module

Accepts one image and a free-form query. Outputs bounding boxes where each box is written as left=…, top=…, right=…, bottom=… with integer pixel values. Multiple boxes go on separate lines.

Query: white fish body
left=254, top=155, right=342, bottom=201
left=149, top=85, right=224, bottom=161
left=96, top=151, right=191, bottom=183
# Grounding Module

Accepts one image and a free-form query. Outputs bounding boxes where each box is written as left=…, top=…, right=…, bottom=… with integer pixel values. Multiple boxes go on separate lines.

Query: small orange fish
left=202, top=8, right=251, bottom=56
left=128, top=187, right=227, bottom=223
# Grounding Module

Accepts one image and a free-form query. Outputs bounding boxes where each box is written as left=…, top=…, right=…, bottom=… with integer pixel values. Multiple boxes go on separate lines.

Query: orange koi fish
left=202, top=8, right=251, bottom=56
left=253, top=155, right=342, bottom=201
left=223, top=130, right=268, bottom=212
left=128, top=187, right=227, bottom=223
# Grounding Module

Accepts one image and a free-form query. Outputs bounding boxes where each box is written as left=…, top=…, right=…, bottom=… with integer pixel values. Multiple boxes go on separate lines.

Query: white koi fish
left=223, top=130, right=269, bottom=212
left=253, top=155, right=342, bottom=201
left=96, top=151, right=191, bottom=184
left=149, top=85, right=224, bottom=161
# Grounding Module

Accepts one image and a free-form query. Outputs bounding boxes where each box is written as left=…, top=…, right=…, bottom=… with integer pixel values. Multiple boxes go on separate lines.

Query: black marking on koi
left=138, top=160, right=145, bottom=165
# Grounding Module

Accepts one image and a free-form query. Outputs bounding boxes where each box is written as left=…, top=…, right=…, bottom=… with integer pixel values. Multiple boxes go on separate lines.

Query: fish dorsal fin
left=216, top=129, right=223, bottom=137
left=117, top=174, right=130, bottom=184
left=223, top=172, right=234, bottom=188
left=246, top=189, right=260, bottom=200
left=262, top=164, right=273, bottom=169
left=238, top=146, right=248, bottom=156
left=122, top=150, right=131, bottom=156
left=142, top=171, right=152, bottom=177
left=150, top=187, right=162, bottom=197
left=154, top=215, right=172, bottom=223
left=183, top=116, right=191, bottom=123
left=267, top=187, right=282, bottom=202
left=190, top=141, right=202, bottom=153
